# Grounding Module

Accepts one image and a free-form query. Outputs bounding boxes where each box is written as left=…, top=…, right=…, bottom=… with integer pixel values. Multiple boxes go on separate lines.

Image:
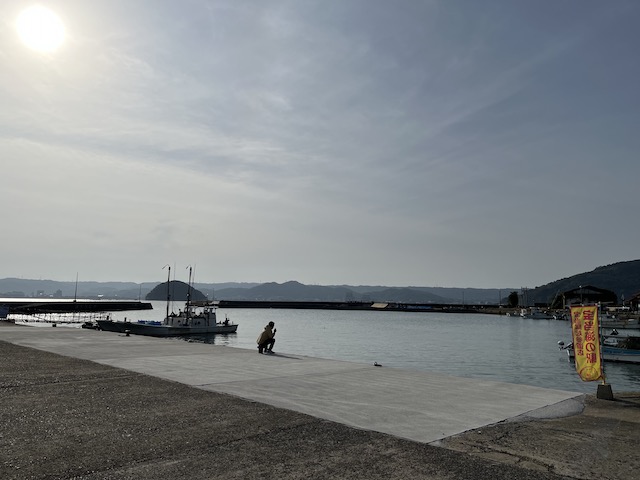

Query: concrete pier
left=5, top=323, right=636, bottom=479
left=0, top=325, right=581, bottom=444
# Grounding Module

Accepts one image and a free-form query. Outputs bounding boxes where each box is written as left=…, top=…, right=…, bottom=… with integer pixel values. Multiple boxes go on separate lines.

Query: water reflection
left=172, top=332, right=237, bottom=346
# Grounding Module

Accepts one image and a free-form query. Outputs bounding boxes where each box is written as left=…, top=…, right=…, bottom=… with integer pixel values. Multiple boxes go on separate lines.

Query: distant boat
left=96, top=266, right=237, bottom=337
left=520, top=307, right=555, bottom=320
left=600, top=316, right=640, bottom=329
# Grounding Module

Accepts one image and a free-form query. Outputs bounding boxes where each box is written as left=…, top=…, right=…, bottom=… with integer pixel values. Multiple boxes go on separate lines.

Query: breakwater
left=0, top=299, right=152, bottom=314
left=215, top=299, right=513, bottom=314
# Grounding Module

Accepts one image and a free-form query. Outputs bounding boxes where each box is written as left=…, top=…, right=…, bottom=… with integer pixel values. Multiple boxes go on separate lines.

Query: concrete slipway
left=0, top=325, right=583, bottom=444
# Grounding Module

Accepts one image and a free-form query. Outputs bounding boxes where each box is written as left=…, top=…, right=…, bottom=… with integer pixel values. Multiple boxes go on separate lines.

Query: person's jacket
left=257, top=326, right=274, bottom=345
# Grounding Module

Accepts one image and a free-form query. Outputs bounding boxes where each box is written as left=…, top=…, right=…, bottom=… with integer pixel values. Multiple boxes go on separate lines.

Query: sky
left=1, top=0, right=639, bottom=289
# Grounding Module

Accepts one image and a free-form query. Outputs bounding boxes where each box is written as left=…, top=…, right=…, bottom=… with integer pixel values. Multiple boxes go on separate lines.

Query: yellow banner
left=570, top=305, right=604, bottom=382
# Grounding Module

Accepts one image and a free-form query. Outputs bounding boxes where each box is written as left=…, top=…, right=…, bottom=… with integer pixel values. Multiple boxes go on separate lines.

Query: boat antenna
left=73, top=272, right=78, bottom=302
left=163, top=264, right=171, bottom=321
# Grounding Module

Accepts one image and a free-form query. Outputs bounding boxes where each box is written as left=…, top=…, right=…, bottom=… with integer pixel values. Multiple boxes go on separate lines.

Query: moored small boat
left=96, top=304, right=237, bottom=337
left=600, top=317, right=640, bottom=329
left=558, top=330, right=640, bottom=364
left=96, top=265, right=238, bottom=337
left=520, top=307, right=555, bottom=319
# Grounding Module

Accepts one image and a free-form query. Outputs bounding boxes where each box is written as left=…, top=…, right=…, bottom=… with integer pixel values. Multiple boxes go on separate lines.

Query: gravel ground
left=1, top=329, right=639, bottom=479
left=441, top=392, right=640, bottom=480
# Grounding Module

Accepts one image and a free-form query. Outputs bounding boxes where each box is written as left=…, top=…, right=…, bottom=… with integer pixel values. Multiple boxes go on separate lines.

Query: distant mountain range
left=0, top=277, right=507, bottom=304
left=2, top=259, right=640, bottom=305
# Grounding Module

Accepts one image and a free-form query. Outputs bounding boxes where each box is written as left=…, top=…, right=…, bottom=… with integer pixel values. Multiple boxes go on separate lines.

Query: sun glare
left=16, top=5, right=65, bottom=53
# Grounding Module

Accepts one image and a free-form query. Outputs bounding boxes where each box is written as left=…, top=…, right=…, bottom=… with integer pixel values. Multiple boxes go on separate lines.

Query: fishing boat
left=96, top=304, right=237, bottom=336
left=558, top=329, right=640, bottom=364
left=96, top=266, right=238, bottom=337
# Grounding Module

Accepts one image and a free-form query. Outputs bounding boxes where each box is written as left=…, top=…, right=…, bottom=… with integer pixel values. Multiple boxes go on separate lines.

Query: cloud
left=1, top=0, right=639, bottom=287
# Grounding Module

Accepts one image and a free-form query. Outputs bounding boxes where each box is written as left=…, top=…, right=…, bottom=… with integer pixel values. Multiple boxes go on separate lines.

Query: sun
left=16, top=5, right=65, bottom=53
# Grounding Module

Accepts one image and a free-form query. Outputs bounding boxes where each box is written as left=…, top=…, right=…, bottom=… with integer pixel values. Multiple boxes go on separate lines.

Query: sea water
left=111, top=301, right=640, bottom=394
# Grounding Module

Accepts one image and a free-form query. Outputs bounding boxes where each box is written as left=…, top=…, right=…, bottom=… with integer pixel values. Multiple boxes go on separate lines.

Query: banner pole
left=596, top=303, right=614, bottom=399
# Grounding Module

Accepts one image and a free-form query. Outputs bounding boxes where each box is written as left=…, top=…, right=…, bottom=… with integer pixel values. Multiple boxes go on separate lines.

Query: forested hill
left=528, top=259, right=640, bottom=305
left=213, top=281, right=458, bottom=303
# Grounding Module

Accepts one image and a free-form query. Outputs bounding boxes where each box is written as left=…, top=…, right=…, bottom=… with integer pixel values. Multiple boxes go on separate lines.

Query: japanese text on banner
left=570, top=305, right=603, bottom=382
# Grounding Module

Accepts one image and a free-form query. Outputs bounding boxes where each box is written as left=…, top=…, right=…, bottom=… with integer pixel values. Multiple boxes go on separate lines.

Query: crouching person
left=257, top=321, right=276, bottom=354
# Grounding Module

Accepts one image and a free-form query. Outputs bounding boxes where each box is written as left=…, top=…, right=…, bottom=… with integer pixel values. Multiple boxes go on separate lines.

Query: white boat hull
left=96, top=320, right=237, bottom=336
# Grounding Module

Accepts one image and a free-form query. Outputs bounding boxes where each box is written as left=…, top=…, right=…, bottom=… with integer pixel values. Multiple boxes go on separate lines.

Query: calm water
left=109, top=301, right=640, bottom=394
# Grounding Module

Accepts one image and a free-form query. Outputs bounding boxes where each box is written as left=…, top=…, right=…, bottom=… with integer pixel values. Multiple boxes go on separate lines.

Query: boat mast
left=186, top=265, right=192, bottom=317
left=163, top=264, right=171, bottom=320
